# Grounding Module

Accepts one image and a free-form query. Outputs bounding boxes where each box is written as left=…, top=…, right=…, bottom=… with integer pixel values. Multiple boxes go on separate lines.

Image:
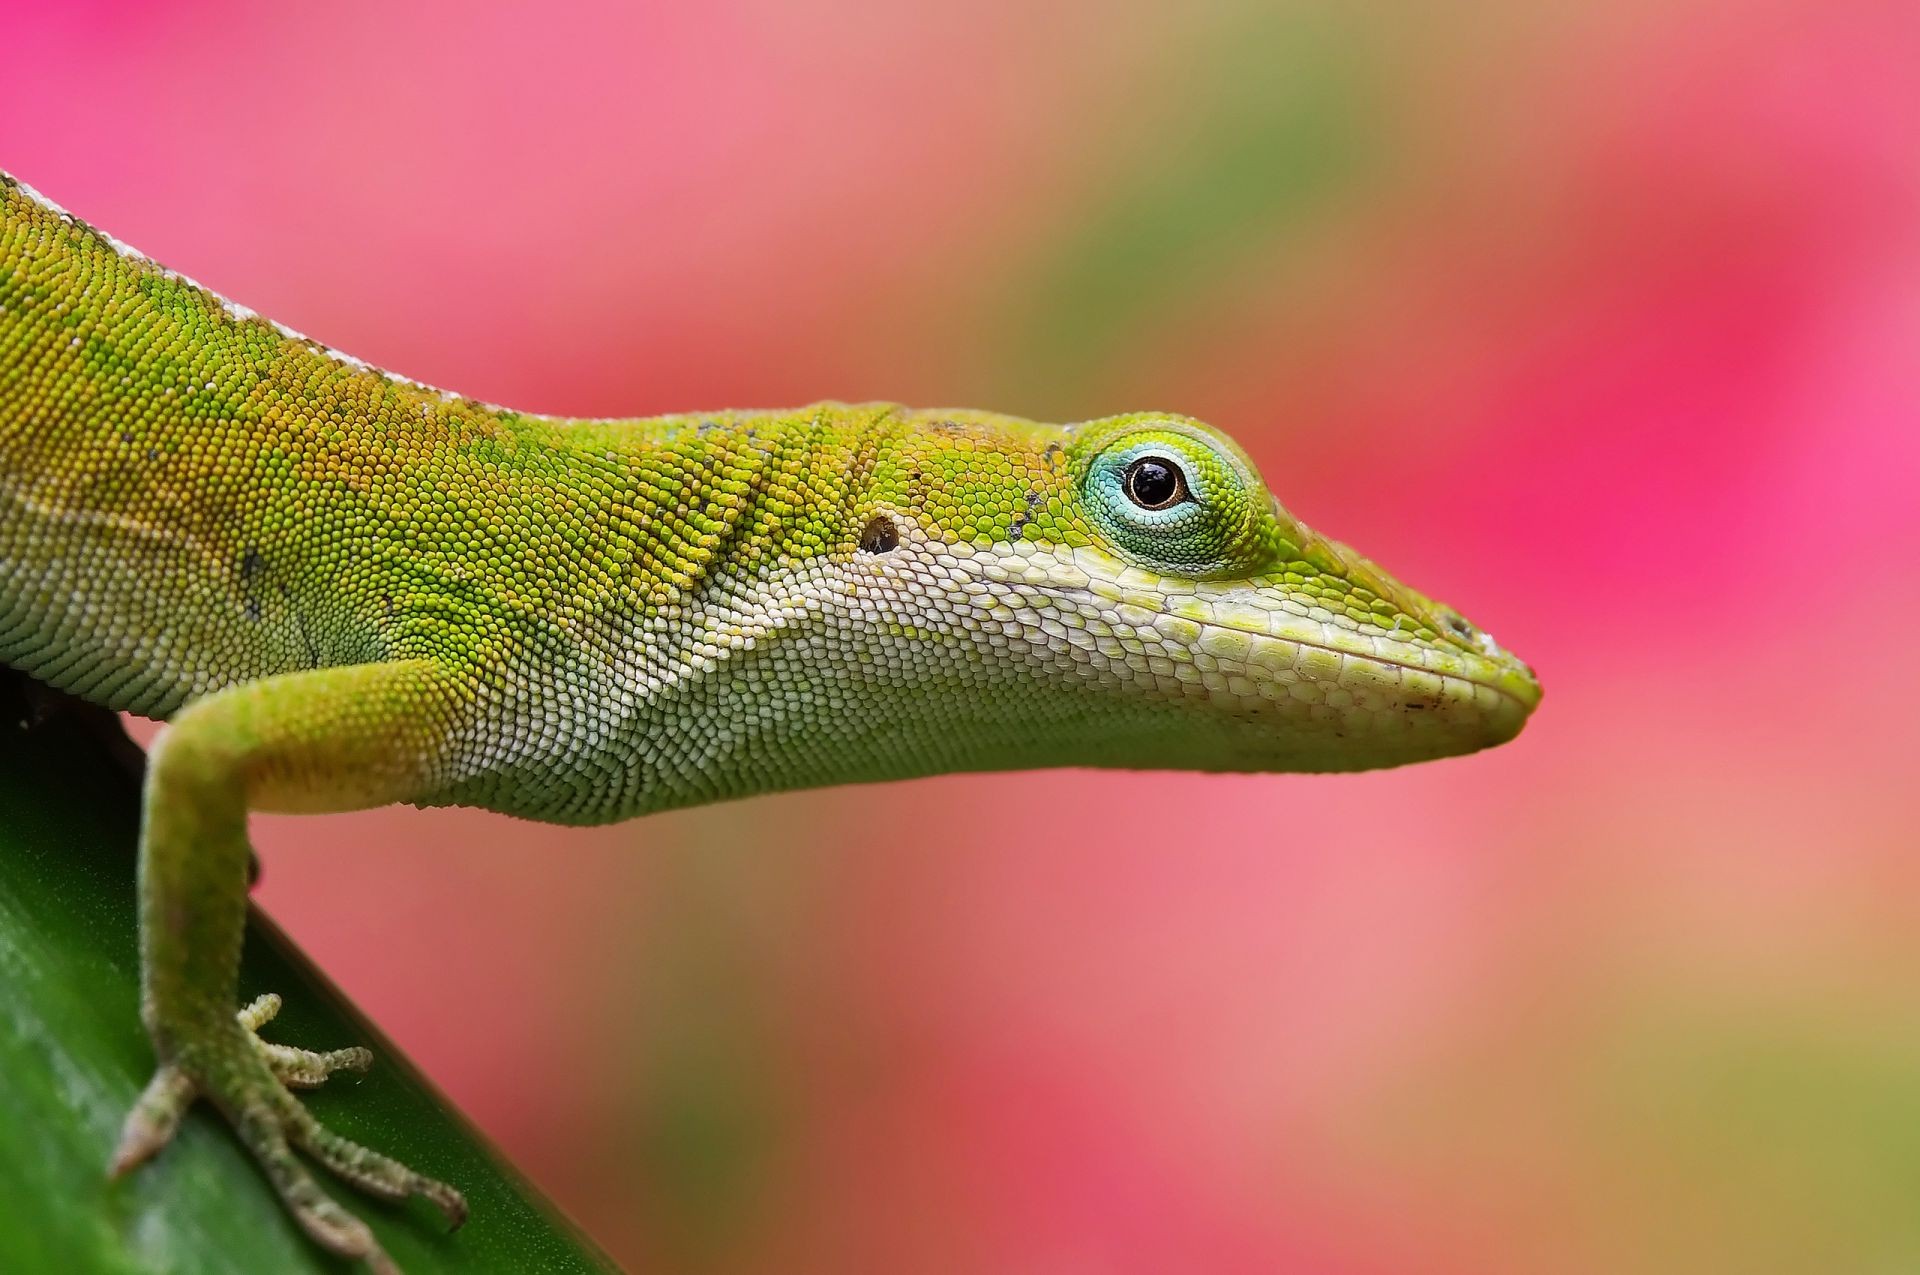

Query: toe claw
left=426, top=1179, right=469, bottom=1231
left=109, top=1064, right=194, bottom=1178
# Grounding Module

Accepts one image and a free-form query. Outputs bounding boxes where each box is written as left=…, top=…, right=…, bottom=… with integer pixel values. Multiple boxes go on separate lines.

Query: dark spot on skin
left=858, top=515, right=899, bottom=554
left=145, top=448, right=158, bottom=461
left=279, top=584, right=320, bottom=665
left=119, top=431, right=134, bottom=444
left=699, top=419, right=720, bottom=434
left=239, top=548, right=266, bottom=621
left=1008, top=489, right=1044, bottom=541
left=931, top=418, right=970, bottom=435
left=1044, top=442, right=1065, bottom=469
left=381, top=593, right=395, bottom=618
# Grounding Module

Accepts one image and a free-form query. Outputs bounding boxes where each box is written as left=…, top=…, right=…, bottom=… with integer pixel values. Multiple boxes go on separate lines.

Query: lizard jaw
left=935, top=537, right=1541, bottom=771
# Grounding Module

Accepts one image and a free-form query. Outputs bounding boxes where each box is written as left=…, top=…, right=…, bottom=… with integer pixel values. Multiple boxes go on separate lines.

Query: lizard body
left=0, top=170, right=1538, bottom=1270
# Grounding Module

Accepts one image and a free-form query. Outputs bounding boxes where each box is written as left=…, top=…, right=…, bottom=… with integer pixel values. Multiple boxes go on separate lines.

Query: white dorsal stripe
left=5, top=170, right=566, bottom=421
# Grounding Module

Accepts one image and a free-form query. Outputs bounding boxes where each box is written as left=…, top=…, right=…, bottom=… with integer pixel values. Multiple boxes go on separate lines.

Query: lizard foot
left=110, top=994, right=466, bottom=1274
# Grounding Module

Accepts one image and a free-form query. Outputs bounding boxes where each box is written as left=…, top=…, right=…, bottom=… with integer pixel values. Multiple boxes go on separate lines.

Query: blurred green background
left=5, top=2, right=1917, bottom=1271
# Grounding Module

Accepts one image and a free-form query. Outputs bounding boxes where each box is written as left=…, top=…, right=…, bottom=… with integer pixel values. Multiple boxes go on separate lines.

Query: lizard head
left=855, top=408, right=1541, bottom=775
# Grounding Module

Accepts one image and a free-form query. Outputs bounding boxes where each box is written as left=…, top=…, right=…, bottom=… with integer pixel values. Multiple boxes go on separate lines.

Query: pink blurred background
left=7, top=1, right=1920, bottom=1271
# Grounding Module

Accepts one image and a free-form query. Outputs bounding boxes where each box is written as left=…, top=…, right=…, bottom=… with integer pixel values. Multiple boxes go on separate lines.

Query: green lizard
left=0, top=169, right=1540, bottom=1272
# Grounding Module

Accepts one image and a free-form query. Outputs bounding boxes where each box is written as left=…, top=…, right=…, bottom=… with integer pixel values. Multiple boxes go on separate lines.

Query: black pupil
left=1126, top=458, right=1182, bottom=509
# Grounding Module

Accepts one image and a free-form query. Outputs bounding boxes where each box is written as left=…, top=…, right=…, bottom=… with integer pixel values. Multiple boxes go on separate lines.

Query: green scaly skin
left=0, top=170, right=1540, bottom=1271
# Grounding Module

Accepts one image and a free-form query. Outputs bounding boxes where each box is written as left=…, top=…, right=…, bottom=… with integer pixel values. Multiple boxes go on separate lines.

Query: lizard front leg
left=110, top=659, right=474, bottom=1274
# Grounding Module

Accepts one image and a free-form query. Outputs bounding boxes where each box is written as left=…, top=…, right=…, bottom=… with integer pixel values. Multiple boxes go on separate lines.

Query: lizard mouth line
left=1199, top=614, right=1539, bottom=713
left=1044, top=585, right=1537, bottom=713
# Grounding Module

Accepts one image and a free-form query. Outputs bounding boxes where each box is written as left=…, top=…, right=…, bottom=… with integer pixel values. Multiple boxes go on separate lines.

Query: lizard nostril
left=858, top=515, right=899, bottom=554
left=1444, top=613, right=1475, bottom=640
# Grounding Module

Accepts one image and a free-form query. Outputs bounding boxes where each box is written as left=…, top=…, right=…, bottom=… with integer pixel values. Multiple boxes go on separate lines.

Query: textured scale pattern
left=0, top=167, right=1538, bottom=1272
left=0, top=173, right=1538, bottom=821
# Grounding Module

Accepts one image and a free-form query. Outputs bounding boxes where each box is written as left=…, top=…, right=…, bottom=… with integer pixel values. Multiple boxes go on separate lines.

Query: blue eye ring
left=1069, top=414, right=1280, bottom=579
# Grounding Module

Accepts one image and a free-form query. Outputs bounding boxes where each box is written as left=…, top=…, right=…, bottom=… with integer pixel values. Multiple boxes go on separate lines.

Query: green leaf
left=0, top=670, right=616, bottom=1274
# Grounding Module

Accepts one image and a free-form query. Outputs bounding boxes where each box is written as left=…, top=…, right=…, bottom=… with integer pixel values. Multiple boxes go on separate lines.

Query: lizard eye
left=1079, top=422, right=1267, bottom=578
left=1123, top=456, right=1188, bottom=510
